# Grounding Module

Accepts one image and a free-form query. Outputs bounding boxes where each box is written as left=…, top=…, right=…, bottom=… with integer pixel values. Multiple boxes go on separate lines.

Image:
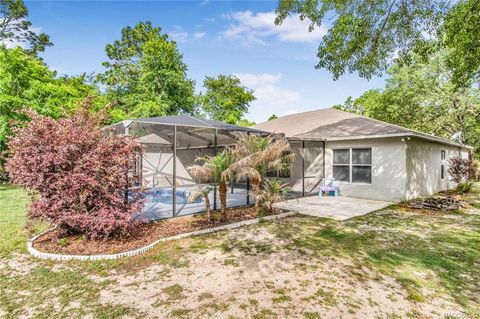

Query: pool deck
left=273, top=195, right=394, bottom=221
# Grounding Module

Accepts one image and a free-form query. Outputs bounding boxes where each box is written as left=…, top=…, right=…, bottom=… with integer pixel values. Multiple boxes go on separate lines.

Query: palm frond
left=187, top=164, right=214, bottom=183
left=187, top=185, right=214, bottom=203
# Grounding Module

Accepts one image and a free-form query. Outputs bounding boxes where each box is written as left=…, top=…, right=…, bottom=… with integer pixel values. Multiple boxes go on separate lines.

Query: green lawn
left=1, top=184, right=479, bottom=318
left=0, top=185, right=49, bottom=258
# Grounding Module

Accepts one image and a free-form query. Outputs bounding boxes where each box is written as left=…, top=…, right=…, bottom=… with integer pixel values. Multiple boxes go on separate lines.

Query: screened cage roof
left=115, top=114, right=267, bottom=134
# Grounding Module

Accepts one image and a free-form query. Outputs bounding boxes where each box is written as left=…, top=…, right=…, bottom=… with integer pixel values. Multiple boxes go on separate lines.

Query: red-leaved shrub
left=6, top=99, right=144, bottom=240
left=447, top=157, right=476, bottom=183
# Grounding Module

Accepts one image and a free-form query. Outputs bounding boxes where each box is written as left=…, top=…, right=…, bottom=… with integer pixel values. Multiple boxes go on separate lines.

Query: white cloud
left=234, top=73, right=282, bottom=88
left=169, top=27, right=188, bottom=43
left=234, top=72, right=301, bottom=122
left=193, top=32, right=206, bottom=39
left=220, top=11, right=326, bottom=45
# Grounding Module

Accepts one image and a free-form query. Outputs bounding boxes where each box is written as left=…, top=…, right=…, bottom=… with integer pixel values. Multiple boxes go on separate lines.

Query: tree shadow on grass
left=269, top=211, right=480, bottom=312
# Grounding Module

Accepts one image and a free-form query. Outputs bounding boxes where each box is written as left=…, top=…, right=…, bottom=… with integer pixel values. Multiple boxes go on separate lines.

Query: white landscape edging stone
left=27, top=211, right=296, bottom=261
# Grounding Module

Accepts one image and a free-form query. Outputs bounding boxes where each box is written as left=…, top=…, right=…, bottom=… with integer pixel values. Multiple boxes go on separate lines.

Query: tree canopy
left=275, top=0, right=480, bottom=86
left=198, top=74, right=256, bottom=125
left=0, top=0, right=52, bottom=54
left=0, top=46, right=105, bottom=169
left=335, top=50, right=480, bottom=157
left=98, top=21, right=195, bottom=121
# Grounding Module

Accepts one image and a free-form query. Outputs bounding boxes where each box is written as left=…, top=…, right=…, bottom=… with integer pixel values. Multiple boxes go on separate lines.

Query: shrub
left=448, top=157, right=476, bottom=183
left=231, top=134, right=293, bottom=215
left=456, top=181, right=474, bottom=193
left=259, top=179, right=291, bottom=214
left=448, top=157, right=477, bottom=194
left=6, top=99, right=144, bottom=240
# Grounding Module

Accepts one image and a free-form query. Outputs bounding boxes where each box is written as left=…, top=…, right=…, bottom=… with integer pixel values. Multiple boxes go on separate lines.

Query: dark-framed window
left=441, top=149, right=446, bottom=180
left=333, top=149, right=350, bottom=182
left=333, top=148, right=372, bottom=184
left=352, top=148, right=372, bottom=183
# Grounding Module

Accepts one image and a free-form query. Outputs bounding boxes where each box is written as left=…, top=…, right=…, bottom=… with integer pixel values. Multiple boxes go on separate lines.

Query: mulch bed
left=33, top=207, right=282, bottom=255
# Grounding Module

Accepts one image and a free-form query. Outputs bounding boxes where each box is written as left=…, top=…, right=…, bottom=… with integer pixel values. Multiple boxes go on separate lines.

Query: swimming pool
left=143, top=188, right=201, bottom=205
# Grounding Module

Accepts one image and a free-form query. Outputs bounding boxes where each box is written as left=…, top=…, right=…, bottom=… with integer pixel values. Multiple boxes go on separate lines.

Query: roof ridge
left=255, top=107, right=345, bottom=125
left=183, top=114, right=215, bottom=128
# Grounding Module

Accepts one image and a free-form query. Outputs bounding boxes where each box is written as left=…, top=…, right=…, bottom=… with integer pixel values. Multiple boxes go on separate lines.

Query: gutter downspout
left=302, top=140, right=305, bottom=197
left=213, top=129, right=218, bottom=211
left=323, top=141, right=326, bottom=180
left=173, top=125, right=177, bottom=217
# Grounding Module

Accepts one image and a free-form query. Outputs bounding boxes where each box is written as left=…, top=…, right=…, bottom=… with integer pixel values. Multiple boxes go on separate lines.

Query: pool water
left=144, top=188, right=201, bottom=205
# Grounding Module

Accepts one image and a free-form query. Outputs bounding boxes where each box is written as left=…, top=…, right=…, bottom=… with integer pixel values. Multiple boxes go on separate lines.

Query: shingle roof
left=253, top=108, right=357, bottom=137
left=253, top=108, right=469, bottom=148
left=294, top=117, right=409, bottom=139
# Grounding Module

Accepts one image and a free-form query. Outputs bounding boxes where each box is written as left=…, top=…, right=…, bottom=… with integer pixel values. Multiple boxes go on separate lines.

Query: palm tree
left=187, top=150, right=235, bottom=221
left=187, top=185, right=214, bottom=220
left=259, top=179, right=291, bottom=214
left=231, top=134, right=293, bottom=214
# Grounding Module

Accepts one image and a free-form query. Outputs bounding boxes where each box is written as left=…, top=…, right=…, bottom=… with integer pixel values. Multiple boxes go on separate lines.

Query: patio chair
left=319, top=178, right=339, bottom=197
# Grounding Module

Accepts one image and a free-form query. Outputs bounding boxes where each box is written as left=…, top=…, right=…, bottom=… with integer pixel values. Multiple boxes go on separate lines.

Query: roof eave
left=290, top=132, right=471, bottom=148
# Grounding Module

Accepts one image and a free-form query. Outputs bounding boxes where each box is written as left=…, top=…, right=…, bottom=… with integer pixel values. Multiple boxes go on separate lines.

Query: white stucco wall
left=324, top=137, right=407, bottom=202
left=405, top=138, right=470, bottom=200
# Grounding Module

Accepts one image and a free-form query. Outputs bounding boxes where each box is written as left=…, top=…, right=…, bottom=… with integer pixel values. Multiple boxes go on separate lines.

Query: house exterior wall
left=405, top=138, right=469, bottom=200
left=324, top=137, right=407, bottom=202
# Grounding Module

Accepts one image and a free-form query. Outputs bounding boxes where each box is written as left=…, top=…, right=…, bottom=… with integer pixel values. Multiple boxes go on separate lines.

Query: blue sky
left=26, top=0, right=385, bottom=123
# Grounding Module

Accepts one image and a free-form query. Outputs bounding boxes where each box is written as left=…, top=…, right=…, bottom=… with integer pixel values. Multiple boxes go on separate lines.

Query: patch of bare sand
left=99, top=219, right=465, bottom=319
left=1, top=253, right=38, bottom=275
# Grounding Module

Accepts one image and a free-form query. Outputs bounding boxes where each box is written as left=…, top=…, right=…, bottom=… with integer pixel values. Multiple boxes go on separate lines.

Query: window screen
left=333, top=149, right=350, bottom=164
left=352, top=166, right=371, bottom=183
left=352, top=148, right=372, bottom=183
left=441, top=150, right=446, bottom=180
left=333, top=149, right=350, bottom=182
left=352, top=148, right=372, bottom=164
left=333, top=148, right=372, bottom=183
left=333, top=166, right=350, bottom=182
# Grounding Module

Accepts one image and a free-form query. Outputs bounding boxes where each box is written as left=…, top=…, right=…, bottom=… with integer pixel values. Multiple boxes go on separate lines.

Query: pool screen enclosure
left=109, top=115, right=268, bottom=220
left=109, top=115, right=325, bottom=220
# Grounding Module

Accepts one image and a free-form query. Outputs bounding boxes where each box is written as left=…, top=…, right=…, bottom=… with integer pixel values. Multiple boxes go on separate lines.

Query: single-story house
left=110, top=109, right=470, bottom=220
left=253, top=108, right=471, bottom=202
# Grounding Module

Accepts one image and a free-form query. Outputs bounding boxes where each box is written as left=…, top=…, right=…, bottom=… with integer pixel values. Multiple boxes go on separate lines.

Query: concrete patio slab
left=273, top=196, right=394, bottom=220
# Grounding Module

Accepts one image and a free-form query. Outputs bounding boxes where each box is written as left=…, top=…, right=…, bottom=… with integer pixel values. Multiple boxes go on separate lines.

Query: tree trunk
left=219, top=182, right=228, bottom=221
left=204, top=194, right=211, bottom=221
left=252, top=178, right=261, bottom=215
